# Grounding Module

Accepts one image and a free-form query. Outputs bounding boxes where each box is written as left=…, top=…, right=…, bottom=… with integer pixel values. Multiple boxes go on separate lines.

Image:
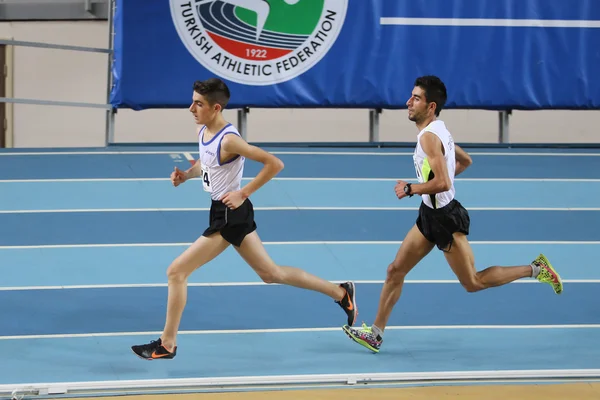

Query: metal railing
left=0, top=0, right=109, bottom=21
left=0, top=0, right=115, bottom=147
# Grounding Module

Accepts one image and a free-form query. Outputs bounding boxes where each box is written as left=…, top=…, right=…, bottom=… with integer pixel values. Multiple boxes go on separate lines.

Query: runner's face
left=406, top=86, right=432, bottom=123
left=189, top=91, right=220, bottom=125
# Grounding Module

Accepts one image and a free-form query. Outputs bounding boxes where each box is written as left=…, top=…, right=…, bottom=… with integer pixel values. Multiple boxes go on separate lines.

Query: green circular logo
left=170, top=0, right=348, bottom=85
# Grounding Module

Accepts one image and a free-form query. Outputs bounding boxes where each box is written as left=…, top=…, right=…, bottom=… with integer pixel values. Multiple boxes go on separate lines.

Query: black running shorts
left=202, top=198, right=257, bottom=247
left=416, top=199, right=470, bottom=251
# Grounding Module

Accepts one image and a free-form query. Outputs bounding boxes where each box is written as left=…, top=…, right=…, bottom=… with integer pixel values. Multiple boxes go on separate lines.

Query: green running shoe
left=532, top=253, right=563, bottom=294
left=342, top=322, right=382, bottom=353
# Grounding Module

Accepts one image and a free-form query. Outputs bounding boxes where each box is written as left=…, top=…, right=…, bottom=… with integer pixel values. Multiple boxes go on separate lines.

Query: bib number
left=201, top=165, right=212, bottom=192
left=414, top=160, right=423, bottom=183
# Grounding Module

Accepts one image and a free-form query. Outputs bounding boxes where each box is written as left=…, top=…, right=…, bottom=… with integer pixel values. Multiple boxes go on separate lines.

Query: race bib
left=413, top=156, right=423, bottom=183
left=201, top=164, right=212, bottom=192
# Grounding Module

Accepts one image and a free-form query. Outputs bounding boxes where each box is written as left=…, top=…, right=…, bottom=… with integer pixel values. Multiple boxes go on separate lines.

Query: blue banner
left=109, top=0, right=600, bottom=110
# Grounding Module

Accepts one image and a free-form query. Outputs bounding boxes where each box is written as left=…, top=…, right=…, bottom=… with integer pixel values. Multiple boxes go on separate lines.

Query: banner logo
left=170, top=0, right=348, bottom=85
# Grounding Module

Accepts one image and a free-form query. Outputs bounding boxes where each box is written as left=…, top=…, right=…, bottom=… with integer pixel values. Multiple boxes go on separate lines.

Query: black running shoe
left=336, top=281, right=358, bottom=326
left=131, top=338, right=177, bottom=360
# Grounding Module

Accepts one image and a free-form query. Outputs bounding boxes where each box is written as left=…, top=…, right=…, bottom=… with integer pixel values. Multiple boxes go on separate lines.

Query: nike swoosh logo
left=346, top=295, right=354, bottom=311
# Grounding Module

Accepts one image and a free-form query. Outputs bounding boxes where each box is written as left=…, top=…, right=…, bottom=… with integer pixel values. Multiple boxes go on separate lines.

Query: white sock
left=372, top=324, right=383, bottom=339
left=530, top=263, right=541, bottom=278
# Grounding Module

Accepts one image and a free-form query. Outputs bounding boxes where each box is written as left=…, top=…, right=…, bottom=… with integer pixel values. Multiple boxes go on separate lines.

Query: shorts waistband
left=421, top=198, right=459, bottom=212
left=210, top=199, right=226, bottom=210
left=211, top=198, right=251, bottom=208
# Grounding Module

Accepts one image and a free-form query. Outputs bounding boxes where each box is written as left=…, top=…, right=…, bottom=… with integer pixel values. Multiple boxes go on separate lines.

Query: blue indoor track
left=1, top=146, right=600, bottom=395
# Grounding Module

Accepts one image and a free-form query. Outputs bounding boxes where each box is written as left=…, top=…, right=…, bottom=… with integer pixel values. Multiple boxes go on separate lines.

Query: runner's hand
left=171, top=167, right=187, bottom=187
left=395, top=180, right=409, bottom=200
left=221, top=190, right=246, bottom=209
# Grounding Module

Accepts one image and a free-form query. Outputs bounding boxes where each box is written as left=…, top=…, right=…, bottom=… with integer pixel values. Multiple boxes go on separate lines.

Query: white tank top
left=198, top=123, right=245, bottom=201
left=412, top=120, right=456, bottom=209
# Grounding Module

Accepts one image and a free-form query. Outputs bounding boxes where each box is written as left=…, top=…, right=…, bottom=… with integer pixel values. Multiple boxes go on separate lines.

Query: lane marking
left=0, top=279, right=596, bottom=291
left=2, top=324, right=599, bottom=340
left=1, top=206, right=600, bottom=213
left=1, top=150, right=600, bottom=156
left=1, top=240, right=599, bottom=250
left=2, top=177, right=600, bottom=183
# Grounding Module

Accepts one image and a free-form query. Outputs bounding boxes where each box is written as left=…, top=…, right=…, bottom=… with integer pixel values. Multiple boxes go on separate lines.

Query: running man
left=131, top=78, right=357, bottom=360
left=342, top=75, right=563, bottom=353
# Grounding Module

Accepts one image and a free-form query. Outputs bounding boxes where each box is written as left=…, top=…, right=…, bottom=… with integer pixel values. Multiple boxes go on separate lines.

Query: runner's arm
left=454, top=144, right=472, bottom=176
left=184, top=159, right=202, bottom=179
left=185, top=125, right=204, bottom=179
left=410, top=131, right=452, bottom=196
left=220, top=134, right=284, bottom=199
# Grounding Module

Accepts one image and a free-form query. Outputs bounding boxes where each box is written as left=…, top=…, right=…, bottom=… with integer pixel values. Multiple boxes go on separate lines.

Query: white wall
left=2, top=20, right=599, bottom=148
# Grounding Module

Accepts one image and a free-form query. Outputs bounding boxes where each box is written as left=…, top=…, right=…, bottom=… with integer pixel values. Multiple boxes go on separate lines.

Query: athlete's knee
left=258, top=272, right=280, bottom=284
left=256, top=266, right=283, bottom=284
left=386, top=261, right=409, bottom=285
left=460, top=275, right=484, bottom=293
left=166, top=260, right=191, bottom=283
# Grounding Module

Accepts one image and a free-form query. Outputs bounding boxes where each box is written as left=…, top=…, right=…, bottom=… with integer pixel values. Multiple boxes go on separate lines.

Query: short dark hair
left=414, top=75, right=447, bottom=116
left=193, top=78, right=230, bottom=109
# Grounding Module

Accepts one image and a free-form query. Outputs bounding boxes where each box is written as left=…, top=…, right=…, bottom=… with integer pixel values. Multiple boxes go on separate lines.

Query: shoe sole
left=537, top=254, right=563, bottom=294
left=131, top=348, right=175, bottom=360
left=342, top=325, right=379, bottom=353
left=131, top=349, right=153, bottom=360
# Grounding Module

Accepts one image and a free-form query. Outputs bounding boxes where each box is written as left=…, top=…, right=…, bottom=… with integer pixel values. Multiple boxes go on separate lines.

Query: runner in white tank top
left=131, top=77, right=359, bottom=361
left=413, top=119, right=456, bottom=209
left=198, top=123, right=245, bottom=201
left=342, top=75, right=563, bottom=354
